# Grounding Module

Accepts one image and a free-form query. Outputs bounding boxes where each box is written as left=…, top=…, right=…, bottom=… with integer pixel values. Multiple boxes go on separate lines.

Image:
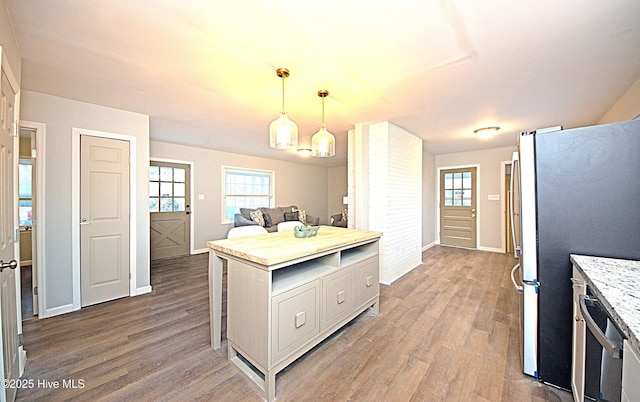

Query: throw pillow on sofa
left=284, top=211, right=299, bottom=222
left=292, top=208, right=307, bottom=225
left=240, top=208, right=255, bottom=220
left=260, top=207, right=285, bottom=227
left=250, top=210, right=265, bottom=226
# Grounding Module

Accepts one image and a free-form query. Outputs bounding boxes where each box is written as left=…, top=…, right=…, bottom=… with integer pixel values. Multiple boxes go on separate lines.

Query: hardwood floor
left=17, top=246, right=573, bottom=401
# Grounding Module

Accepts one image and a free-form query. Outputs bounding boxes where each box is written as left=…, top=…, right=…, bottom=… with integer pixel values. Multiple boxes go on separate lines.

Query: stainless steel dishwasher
left=580, top=291, right=625, bottom=401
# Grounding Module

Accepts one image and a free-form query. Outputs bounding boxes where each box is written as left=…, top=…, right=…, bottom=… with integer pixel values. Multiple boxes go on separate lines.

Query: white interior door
left=80, top=135, right=130, bottom=307
left=0, top=60, right=20, bottom=402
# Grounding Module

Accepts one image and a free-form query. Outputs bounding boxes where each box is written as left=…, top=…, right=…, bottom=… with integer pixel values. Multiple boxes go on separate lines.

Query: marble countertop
left=570, top=254, right=640, bottom=356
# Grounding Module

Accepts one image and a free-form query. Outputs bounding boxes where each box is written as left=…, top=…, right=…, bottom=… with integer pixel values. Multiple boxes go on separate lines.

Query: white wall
left=150, top=140, right=330, bottom=248
left=422, top=150, right=436, bottom=249
left=598, top=76, right=640, bottom=123
left=353, top=121, right=422, bottom=284
left=435, top=146, right=515, bottom=251
left=20, top=91, right=150, bottom=317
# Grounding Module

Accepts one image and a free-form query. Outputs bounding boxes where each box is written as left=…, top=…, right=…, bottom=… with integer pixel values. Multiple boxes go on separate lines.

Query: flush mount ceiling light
left=297, top=148, right=312, bottom=157
left=269, top=67, right=298, bottom=149
left=473, top=126, right=501, bottom=139
left=311, top=90, right=335, bottom=157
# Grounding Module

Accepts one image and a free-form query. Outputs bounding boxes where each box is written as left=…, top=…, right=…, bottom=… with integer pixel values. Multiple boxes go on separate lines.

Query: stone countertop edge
left=570, top=254, right=640, bottom=357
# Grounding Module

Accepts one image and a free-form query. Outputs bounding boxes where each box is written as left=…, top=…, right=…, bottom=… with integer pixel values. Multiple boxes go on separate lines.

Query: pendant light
left=269, top=68, right=298, bottom=149
left=311, top=90, right=335, bottom=157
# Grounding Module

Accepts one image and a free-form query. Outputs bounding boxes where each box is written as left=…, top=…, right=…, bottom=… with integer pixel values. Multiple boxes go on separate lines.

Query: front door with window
left=149, top=162, right=190, bottom=260
left=440, top=167, right=477, bottom=248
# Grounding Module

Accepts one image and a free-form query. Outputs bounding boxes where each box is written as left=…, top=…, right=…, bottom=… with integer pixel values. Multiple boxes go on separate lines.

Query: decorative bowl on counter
left=294, top=225, right=320, bottom=238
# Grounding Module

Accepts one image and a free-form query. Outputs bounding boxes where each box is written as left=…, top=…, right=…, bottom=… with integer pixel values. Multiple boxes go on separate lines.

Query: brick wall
left=367, top=122, right=423, bottom=284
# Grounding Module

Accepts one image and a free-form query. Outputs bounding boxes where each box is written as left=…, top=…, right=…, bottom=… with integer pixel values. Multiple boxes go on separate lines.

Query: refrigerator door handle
left=579, top=294, right=622, bottom=359
left=510, top=264, right=523, bottom=294
left=510, top=152, right=521, bottom=258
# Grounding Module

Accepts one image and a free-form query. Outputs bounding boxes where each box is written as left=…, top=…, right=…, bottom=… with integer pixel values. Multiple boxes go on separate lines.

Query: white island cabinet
left=207, top=226, right=382, bottom=401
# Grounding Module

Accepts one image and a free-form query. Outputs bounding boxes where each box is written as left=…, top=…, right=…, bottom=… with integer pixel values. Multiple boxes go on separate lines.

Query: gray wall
left=0, top=0, right=21, bottom=84
left=327, top=165, right=347, bottom=223
left=435, top=146, right=515, bottom=251
left=422, top=150, right=436, bottom=248
left=20, top=90, right=150, bottom=316
left=150, top=140, right=331, bottom=248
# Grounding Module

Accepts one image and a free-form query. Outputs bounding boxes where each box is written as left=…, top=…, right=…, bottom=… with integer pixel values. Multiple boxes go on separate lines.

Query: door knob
left=0, top=260, right=18, bottom=272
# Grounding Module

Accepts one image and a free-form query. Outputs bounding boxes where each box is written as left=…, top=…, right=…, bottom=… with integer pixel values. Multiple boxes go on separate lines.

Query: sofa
left=330, top=209, right=348, bottom=228
left=234, top=205, right=319, bottom=233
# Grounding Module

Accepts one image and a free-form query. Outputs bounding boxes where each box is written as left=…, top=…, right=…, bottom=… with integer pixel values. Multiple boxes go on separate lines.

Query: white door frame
left=435, top=164, right=481, bottom=248
left=19, top=121, right=46, bottom=317
left=71, top=128, right=137, bottom=311
left=150, top=157, right=195, bottom=254
left=500, top=160, right=510, bottom=254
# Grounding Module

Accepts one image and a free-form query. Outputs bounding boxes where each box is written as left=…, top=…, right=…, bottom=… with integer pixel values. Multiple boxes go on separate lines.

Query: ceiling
left=6, top=0, right=640, bottom=166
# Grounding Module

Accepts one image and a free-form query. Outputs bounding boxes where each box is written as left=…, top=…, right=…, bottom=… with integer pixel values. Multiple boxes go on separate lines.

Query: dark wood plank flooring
left=17, top=246, right=573, bottom=401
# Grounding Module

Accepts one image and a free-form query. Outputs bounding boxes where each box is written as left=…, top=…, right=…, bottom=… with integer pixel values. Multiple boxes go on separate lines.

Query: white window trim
left=221, top=166, right=275, bottom=224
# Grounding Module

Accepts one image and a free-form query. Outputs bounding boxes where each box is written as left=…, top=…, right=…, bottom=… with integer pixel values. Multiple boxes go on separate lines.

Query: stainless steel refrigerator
left=509, top=119, right=640, bottom=390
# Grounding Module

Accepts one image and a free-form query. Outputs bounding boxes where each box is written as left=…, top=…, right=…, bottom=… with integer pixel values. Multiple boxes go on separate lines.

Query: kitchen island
left=207, top=226, right=382, bottom=401
left=570, top=255, right=640, bottom=401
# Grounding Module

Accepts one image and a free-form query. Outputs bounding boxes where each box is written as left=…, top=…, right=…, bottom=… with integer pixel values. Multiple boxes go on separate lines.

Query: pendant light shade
left=311, top=90, right=335, bottom=157
left=269, top=68, right=298, bottom=149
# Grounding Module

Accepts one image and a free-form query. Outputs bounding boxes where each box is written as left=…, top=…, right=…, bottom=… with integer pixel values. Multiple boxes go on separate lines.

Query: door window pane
left=160, top=182, right=173, bottom=197
left=149, top=182, right=159, bottom=196
left=160, top=198, right=173, bottom=212
left=149, top=166, right=160, bottom=181
left=173, top=198, right=185, bottom=211
left=149, top=198, right=159, bottom=212
left=160, top=167, right=173, bottom=181
left=444, top=173, right=453, bottom=189
left=174, top=168, right=185, bottom=183
left=174, top=183, right=185, bottom=197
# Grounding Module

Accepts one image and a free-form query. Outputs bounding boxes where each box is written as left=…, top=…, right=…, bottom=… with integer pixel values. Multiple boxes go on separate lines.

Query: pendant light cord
left=281, top=76, right=285, bottom=113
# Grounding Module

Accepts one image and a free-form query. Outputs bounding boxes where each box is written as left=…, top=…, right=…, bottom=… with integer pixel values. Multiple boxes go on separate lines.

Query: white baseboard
left=19, top=347, right=26, bottom=376
left=135, top=285, right=153, bottom=296
left=421, top=241, right=437, bottom=252
left=477, top=246, right=504, bottom=253
left=192, top=248, right=209, bottom=255
left=42, top=303, right=75, bottom=318
left=379, top=261, right=423, bottom=286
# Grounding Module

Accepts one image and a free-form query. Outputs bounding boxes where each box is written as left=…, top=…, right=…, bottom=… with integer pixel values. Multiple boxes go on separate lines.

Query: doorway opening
left=18, top=122, right=45, bottom=320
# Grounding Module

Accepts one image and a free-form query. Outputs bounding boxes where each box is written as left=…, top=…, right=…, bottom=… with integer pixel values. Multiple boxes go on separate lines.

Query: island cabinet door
left=271, top=280, right=321, bottom=366
left=227, top=260, right=271, bottom=367
left=353, top=256, right=379, bottom=309
left=321, top=268, right=354, bottom=331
